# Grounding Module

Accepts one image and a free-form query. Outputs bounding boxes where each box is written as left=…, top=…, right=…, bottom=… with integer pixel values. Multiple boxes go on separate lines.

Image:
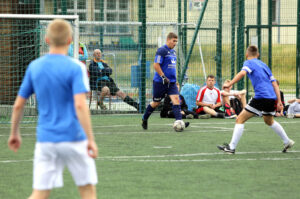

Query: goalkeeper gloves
left=160, top=75, right=170, bottom=85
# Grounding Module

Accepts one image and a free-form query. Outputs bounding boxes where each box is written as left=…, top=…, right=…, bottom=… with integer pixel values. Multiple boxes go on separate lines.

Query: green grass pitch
left=0, top=114, right=300, bottom=199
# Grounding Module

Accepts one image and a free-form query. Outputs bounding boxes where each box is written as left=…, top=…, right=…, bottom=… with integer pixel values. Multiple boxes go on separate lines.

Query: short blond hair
left=46, top=19, right=72, bottom=47
left=222, top=79, right=231, bottom=89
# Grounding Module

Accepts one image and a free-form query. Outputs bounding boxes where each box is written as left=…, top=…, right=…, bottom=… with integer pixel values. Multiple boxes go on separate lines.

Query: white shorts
left=33, top=140, right=98, bottom=190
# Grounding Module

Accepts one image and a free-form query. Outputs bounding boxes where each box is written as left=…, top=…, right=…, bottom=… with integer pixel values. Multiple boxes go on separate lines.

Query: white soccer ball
left=173, top=120, right=185, bottom=132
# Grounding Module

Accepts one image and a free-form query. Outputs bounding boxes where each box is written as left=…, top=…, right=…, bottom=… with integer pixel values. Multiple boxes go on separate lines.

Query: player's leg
left=63, top=141, right=98, bottom=198
left=142, top=81, right=166, bottom=129
left=202, top=106, right=218, bottom=117
left=263, top=115, right=294, bottom=152
left=99, top=86, right=110, bottom=110
left=28, top=190, right=51, bottom=199
left=78, top=184, right=97, bottom=199
left=217, top=109, right=254, bottom=153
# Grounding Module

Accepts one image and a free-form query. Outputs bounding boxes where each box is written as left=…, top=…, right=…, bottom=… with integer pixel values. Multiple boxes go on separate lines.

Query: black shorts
left=97, top=78, right=120, bottom=96
left=245, top=98, right=276, bottom=116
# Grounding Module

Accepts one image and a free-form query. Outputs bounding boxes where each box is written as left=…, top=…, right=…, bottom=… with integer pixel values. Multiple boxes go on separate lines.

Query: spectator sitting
left=275, top=80, right=286, bottom=117
left=221, top=79, right=246, bottom=116
left=286, top=98, right=300, bottom=118
left=89, top=49, right=139, bottom=111
left=160, top=83, right=204, bottom=119
left=195, top=75, right=225, bottom=118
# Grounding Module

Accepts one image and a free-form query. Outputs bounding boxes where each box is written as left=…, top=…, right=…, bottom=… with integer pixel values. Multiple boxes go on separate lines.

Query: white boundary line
left=1, top=151, right=300, bottom=164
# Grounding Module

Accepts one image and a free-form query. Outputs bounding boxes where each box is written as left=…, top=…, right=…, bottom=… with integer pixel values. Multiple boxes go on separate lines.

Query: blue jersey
left=153, top=45, right=177, bottom=83
left=18, top=54, right=90, bottom=142
left=242, top=58, right=276, bottom=99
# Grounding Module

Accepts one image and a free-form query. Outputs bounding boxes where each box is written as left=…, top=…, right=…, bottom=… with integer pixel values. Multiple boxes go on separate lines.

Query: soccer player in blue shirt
left=217, top=45, right=294, bottom=154
left=8, top=19, right=98, bottom=199
left=142, top=32, right=189, bottom=130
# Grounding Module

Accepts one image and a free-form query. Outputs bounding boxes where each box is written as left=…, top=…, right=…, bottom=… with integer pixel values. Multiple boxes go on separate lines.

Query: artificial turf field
left=0, top=113, right=300, bottom=199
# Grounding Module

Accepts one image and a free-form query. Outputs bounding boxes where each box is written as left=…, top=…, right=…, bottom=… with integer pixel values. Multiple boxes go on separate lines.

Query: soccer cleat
left=282, top=139, right=295, bottom=153
left=217, top=143, right=235, bottom=154
left=142, top=119, right=148, bottom=130
left=198, top=114, right=211, bottom=119
left=225, top=114, right=237, bottom=119
left=185, top=122, right=190, bottom=128
left=186, top=114, right=194, bottom=119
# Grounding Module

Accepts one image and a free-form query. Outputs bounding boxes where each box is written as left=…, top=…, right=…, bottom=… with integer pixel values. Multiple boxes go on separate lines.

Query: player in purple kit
left=142, top=32, right=189, bottom=130
left=217, top=45, right=294, bottom=154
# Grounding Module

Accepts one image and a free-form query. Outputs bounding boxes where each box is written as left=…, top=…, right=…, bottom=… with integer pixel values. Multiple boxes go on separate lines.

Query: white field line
left=2, top=151, right=300, bottom=164
left=0, top=120, right=298, bottom=129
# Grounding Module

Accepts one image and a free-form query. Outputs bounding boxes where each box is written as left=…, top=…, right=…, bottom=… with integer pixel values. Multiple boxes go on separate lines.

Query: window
left=57, top=0, right=87, bottom=32
left=94, top=0, right=130, bottom=35
left=272, top=0, right=279, bottom=24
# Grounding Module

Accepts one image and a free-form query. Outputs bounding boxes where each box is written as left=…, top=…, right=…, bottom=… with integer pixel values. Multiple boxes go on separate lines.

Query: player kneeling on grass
left=142, top=32, right=189, bottom=130
left=8, top=19, right=98, bottom=199
left=217, top=45, right=294, bottom=154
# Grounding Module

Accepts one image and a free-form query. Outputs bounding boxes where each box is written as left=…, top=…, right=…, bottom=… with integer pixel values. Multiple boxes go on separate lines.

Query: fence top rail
left=245, top=24, right=297, bottom=29
left=0, top=14, right=78, bottom=20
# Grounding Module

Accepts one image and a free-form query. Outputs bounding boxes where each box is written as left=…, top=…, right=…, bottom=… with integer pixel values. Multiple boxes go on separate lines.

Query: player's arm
left=272, top=81, right=283, bottom=111
left=225, top=70, right=247, bottom=87
left=74, top=93, right=98, bottom=158
left=8, top=96, right=26, bottom=152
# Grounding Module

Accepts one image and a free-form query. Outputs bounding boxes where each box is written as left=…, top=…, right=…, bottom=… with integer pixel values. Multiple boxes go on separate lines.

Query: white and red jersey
left=196, top=86, right=221, bottom=104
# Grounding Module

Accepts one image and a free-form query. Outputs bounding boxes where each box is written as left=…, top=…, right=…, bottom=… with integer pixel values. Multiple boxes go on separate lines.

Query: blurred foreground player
left=8, top=19, right=98, bottom=199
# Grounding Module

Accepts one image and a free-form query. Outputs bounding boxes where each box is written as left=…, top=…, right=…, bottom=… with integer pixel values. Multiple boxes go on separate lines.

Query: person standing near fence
left=8, top=19, right=98, bottom=199
left=217, top=45, right=294, bottom=154
left=142, top=32, right=189, bottom=130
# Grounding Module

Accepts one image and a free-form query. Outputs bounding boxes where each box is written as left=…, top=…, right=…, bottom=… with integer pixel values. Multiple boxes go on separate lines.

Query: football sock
left=124, top=96, right=139, bottom=110
left=142, top=104, right=155, bottom=120
left=229, top=124, right=244, bottom=150
left=172, top=105, right=182, bottom=120
left=270, top=121, right=290, bottom=144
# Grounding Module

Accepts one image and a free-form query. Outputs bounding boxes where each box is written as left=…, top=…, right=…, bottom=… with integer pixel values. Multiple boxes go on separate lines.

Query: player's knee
left=264, top=119, right=273, bottom=126
left=151, top=101, right=160, bottom=108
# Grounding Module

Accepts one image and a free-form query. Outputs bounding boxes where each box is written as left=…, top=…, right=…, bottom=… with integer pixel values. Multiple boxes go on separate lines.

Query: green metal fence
left=0, top=0, right=300, bottom=122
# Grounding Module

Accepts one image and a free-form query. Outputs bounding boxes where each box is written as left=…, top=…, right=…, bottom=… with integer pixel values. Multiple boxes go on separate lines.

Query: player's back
left=27, top=54, right=89, bottom=142
left=243, top=58, right=276, bottom=99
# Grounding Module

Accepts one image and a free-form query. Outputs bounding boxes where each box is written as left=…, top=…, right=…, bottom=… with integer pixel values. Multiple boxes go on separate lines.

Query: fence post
left=138, top=0, right=146, bottom=113
left=257, top=0, right=262, bottom=58
left=178, top=0, right=182, bottom=80
left=231, top=0, right=236, bottom=81
left=297, top=0, right=300, bottom=97
left=268, top=0, right=272, bottom=70
left=216, top=0, right=222, bottom=87
left=237, top=0, right=245, bottom=90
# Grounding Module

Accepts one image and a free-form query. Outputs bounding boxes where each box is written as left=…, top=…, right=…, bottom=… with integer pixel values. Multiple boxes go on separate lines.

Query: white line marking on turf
left=153, top=146, right=173, bottom=149
left=1, top=151, right=300, bottom=164
left=107, top=157, right=300, bottom=162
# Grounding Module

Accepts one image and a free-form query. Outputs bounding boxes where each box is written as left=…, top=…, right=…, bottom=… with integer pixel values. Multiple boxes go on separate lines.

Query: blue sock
left=172, top=105, right=182, bottom=120
left=143, top=104, right=155, bottom=121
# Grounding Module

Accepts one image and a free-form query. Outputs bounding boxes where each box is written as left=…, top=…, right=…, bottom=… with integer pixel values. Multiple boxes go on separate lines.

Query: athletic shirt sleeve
left=242, top=60, right=253, bottom=74
left=18, top=65, right=34, bottom=99
left=72, top=61, right=90, bottom=94
left=196, top=87, right=206, bottom=102
left=215, top=88, right=221, bottom=103
left=266, top=67, right=276, bottom=82
left=154, top=47, right=167, bottom=64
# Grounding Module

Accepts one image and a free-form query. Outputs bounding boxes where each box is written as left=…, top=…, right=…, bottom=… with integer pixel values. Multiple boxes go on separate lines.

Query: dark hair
left=167, top=32, right=178, bottom=40
left=247, top=45, right=259, bottom=57
left=207, top=75, right=215, bottom=80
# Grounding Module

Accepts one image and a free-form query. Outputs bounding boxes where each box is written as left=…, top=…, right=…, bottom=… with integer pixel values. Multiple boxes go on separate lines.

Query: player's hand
left=276, top=101, right=283, bottom=112
left=87, top=140, right=98, bottom=159
left=160, top=75, right=170, bottom=85
left=8, top=133, right=22, bottom=153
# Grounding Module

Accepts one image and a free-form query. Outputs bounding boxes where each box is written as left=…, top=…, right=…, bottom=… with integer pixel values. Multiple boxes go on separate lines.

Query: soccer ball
left=173, top=120, right=185, bottom=132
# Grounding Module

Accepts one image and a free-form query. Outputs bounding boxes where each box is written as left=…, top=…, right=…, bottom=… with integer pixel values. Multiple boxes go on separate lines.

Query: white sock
left=270, top=121, right=290, bottom=144
left=229, top=124, right=245, bottom=150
